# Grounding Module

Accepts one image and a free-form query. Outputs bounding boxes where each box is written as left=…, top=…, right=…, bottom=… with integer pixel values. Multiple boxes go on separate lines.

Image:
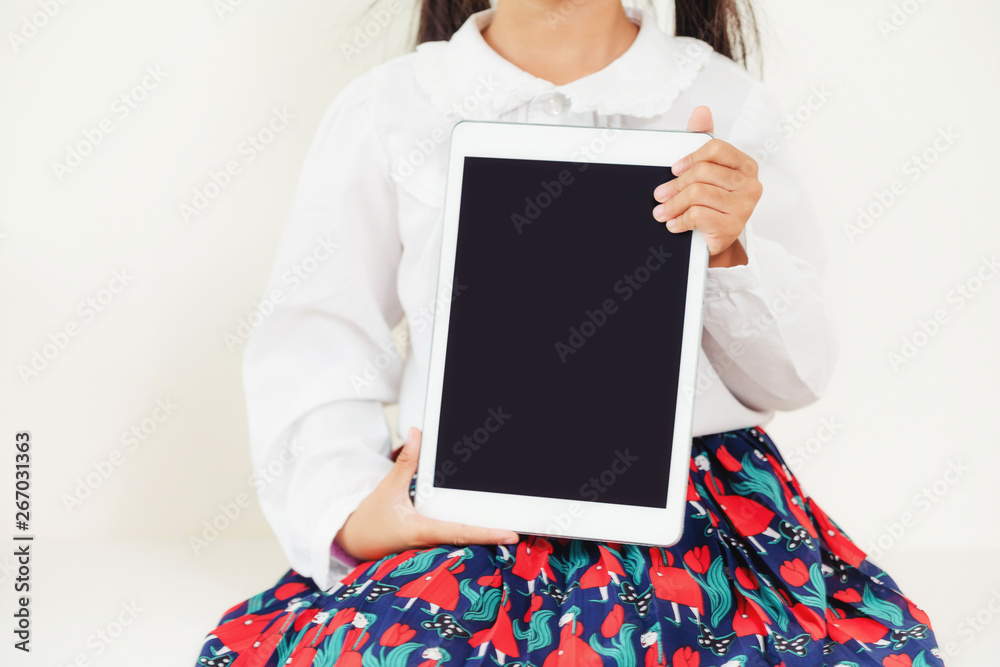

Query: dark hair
left=416, top=0, right=758, bottom=68
left=673, top=0, right=757, bottom=66
left=417, top=0, right=491, bottom=45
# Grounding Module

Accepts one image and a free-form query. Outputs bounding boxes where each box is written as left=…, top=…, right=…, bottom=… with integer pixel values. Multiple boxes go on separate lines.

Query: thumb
left=686, top=105, right=714, bottom=135
left=390, top=426, right=421, bottom=484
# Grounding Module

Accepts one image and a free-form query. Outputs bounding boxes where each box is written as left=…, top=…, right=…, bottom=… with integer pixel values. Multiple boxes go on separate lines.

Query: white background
left=0, top=0, right=997, bottom=664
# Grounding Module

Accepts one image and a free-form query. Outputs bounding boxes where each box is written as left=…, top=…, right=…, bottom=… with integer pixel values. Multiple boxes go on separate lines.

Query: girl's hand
left=334, top=427, right=520, bottom=561
left=651, top=106, right=762, bottom=268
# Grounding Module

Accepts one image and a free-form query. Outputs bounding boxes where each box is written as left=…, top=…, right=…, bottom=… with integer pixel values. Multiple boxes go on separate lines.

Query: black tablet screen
left=432, top=156, right=692, bottom=509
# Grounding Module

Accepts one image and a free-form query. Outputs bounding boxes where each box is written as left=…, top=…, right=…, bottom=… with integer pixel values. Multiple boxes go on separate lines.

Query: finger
left=673, top=138, right=755, bottom=177
left=654, top=162, right=744, bottom=202
left=686, top=105, right=714, bottom=134
left=653, top=183, right=730, bottom=223
left=388, top=427, right=421, bottom=486
left=410, top=515, right=520, bottom=548
left=663, top=205, right=727, bottom=234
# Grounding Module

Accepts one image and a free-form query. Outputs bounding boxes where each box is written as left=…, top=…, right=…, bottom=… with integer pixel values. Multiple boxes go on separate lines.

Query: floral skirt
left=196, top=427, right=944, bottom=666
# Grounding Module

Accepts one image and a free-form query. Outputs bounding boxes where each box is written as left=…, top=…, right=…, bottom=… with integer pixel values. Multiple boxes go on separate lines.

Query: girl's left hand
left=651, top=106, right=762, bottom=268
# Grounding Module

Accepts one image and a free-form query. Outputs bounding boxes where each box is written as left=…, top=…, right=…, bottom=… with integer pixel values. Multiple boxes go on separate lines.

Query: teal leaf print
left=589, top=622, right=637, bottom=667
left=526, top=608, right=556, bottom=653
left=751, top=576, right=790, bottom=632
left=327, top=621, right=351, bottom=657
left=245, top=592, right=264, bottom=614
left=621, top=544, right=646, bottom=585
left=390, top=548, right=448, bottom=577
left=464, top=586, right=502, bottom=622
left=361, top=641, right=423, bottom=667
left=551, top=540, right=590, bottom=577
left=459, top=578, right=481, bottom=609
left=859, top=584, right=905, bottom=627
left=791, top=562, right=827, bottom=609
left=730, top=453, right=786, bottom=513
left=703, top=558, right=733, bottom=628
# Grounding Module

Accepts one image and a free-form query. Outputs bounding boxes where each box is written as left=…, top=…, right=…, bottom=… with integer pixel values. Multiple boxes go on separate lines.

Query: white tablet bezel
left=415, top=120, right=711, bottom=547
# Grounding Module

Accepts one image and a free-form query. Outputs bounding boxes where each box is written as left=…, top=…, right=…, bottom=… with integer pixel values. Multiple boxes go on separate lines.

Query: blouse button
left=541, top=93, right=566, bottom=116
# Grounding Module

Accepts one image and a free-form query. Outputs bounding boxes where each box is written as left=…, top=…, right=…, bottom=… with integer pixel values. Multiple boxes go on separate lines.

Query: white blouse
left=242, top=6, right=838, bottom=590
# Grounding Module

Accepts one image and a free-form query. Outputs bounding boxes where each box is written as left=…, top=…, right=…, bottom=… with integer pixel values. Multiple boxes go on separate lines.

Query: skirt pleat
left=196, top=427, right=946, bottom=666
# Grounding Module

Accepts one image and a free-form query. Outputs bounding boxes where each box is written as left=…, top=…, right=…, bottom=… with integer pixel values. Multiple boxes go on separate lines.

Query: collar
left=413, top=6, right=712, bottom=121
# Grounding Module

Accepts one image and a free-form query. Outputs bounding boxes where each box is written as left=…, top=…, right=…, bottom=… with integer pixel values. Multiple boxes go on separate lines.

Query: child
left=196, top=1, right=945, bottom=664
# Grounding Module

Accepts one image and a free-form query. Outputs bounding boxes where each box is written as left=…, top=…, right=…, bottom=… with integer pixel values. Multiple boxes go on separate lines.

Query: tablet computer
left=414, top=120, right=711, bottom=547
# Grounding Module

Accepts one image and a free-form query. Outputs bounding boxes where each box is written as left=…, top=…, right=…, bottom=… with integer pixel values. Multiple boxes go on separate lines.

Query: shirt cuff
left=330, top=534, right=362, bottom=569
left=704, top=223, right=761, bottom=295
left=310, top=485, right=378, bottom=591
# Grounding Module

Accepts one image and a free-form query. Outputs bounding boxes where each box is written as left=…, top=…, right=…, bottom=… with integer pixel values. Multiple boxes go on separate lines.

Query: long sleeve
left=699, top=80, right=838, bottom=411
left=242, top=71, right=403, bottom=591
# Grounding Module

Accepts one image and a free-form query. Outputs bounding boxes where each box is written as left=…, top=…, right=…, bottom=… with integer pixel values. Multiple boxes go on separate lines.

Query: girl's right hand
left=334, top=427, right=521, bottom=562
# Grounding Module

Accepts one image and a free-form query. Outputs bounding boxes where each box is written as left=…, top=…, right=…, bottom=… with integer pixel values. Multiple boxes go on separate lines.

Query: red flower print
left=672, top=646, right=700, bottom=667
left=734, top=566, right=757, bottom=590
left=333, top=650, right=363, bottom=667
left=779, top=559, right=809, bottom=587
left=331, top=607, right=357, bottom=627
left=601, top=604, right=624, bottom=638
left=275, top=582, right=309, bottom=600
left=882, top=656, right=912, bottom=667
left=790, top=603, right=826, bottom=640
left=477, top=569, right=502, bottom=587
left=834, top=588, right=862, bottom=603
left=716, top=445, right=742, bottom=471
left=684, top=546, right=711, bottom=574
left=293, top=608, right=318, bottom=631
left=380, top=622, right=416, bottom=646
left=907, top=600, right=933, bottom=629
left=524, top=594, right=543, bottom=622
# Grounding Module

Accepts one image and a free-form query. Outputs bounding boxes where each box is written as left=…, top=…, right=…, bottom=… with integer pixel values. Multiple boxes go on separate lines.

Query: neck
left=481, top=1, right=639, bottom=86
